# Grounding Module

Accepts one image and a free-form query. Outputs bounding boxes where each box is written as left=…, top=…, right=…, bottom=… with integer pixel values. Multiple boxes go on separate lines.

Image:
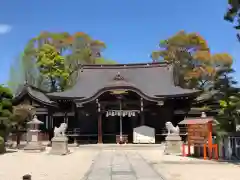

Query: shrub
left=0, top=136, right=5, bottom=154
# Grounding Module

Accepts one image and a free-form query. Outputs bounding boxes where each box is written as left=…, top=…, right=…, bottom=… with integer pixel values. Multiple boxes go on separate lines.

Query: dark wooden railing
left=8, top=126, right=188, bottom=145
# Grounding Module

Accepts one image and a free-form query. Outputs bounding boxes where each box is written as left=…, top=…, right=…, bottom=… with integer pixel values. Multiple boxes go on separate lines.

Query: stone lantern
left=24, top=115, right=45, bottom=152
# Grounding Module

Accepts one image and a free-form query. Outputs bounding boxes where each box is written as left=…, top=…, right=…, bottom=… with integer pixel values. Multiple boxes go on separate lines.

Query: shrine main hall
left=13, top=62, right=200, bottom=143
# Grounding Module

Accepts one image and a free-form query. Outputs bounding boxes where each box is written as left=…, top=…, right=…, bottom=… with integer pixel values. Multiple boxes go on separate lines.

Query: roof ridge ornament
left=113, top=71, right=124, bottom=81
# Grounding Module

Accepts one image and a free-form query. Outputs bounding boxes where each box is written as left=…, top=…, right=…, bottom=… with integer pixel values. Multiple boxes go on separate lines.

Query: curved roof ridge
left=81, top=62, right=169, bottom=69
left=13, top=83, right=57, bottom=107
left=26, top=84, right=50, bottom=93
left=47, top=62, right=199, bottom=101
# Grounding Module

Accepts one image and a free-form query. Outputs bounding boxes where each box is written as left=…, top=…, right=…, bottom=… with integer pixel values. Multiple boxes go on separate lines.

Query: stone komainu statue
left=54, top=123, right=67, bottom=137
left=165, top=121, right=180, bottom=135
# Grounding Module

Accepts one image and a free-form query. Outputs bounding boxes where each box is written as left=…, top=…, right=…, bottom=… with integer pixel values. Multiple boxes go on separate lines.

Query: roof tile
left=47, top=62, right=199, bottom=99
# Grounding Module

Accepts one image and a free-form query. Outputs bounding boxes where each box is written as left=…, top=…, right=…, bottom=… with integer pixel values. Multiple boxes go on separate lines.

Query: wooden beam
left=100, top=100, right=141, bottom=105
left=53, top=112, right=75, bottom=117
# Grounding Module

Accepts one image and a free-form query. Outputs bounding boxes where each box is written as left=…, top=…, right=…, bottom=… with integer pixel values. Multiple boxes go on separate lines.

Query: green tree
left=8, top=55, right=25, bottom=94
left=36, top=44, right=70, bottom=92
left=8, top=31, right=116, bottom=93
left=212, top=68, right=240, bottom=133
left=66, top=32, right=106, bottom=65
left=224, top=0, right=240, bottom=41
left=221, top=1, right=240, bottom=135
left=151, top=31, right=233, bottom=89
left=0, top=136, right=5, bottom=153
left=11, top=104, right=35, bottom=147
left=0, top=85, right=13, bottom=119
left=0, top=85, right=13, bottom=141
left=8, top=52, right=41, bottom=93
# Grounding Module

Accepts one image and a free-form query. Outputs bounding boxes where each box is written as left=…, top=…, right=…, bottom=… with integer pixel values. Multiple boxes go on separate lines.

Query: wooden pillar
left=48, top=113, right=53, bottom=142
left=64, top=112, right=68, bottom=125
left=98, top=113, right=103, bottom=143
left=208, top=122, right=213, bottom=159
left=97, top=99, right=102, bottom=143
left=46, top=115, right=49, bottom=129
left=50, top=115, right=53, bottom=128
left=140, top=113, right=145, bottom=125
left=140, top=98, right=145, bottom=125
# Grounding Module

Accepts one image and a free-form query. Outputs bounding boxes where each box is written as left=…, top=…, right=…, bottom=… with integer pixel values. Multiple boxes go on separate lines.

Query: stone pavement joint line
left=83, top=150, right=166, bottom=180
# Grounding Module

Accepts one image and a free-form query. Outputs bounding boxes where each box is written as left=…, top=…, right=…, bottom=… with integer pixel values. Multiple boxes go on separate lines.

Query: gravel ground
left=138, top=150, right=240, bottom=180
left=0, top=147, right=98, bottom=180
left=1, top=145, right=240, bottom=180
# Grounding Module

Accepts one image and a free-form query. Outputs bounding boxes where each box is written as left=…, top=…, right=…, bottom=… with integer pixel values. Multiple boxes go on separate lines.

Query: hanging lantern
left=128, top=111, right=131, bottom=117
left=106, top=111, right=109, bottom=117
left=123, top=111, right=126, bottom=117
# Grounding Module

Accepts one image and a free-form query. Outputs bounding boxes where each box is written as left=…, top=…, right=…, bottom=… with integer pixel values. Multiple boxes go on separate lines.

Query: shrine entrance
left=99, top=90, right=142, bottom=143
left=102, top=110, right=140, bottom=143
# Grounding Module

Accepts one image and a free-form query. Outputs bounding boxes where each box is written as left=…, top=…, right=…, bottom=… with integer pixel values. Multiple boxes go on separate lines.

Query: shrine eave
left=47, top=62, right=200, bottom=101
left=13, top=84, right=58, bottom=107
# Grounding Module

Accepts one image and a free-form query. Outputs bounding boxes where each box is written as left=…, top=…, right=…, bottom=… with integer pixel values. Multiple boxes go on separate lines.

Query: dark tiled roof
left=179, top=117, right=219, bottom=125
left=13, top=84, right=57, bottom=106
left=47, top=62, right=199, bottom=100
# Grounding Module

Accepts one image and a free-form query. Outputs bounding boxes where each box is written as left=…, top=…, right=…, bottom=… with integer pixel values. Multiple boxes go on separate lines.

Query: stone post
left=22, top=174, right=31, bottom=180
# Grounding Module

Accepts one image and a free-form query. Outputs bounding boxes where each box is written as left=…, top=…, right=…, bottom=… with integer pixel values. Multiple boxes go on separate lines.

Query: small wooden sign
left=180, top=117, right=218, bottom=160
left=188, top=124, right=208, bottom=145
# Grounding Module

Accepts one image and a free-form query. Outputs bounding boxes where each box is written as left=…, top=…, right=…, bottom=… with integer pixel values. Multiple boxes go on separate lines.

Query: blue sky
left=0, top=0, right=239, bottom=84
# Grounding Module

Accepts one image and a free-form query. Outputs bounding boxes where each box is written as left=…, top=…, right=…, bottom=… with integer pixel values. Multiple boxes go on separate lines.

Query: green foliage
left=8, top=53, right=40, bottom=93
left=0, top=85, right=13, bottom=141
left=155, top=31, right=240, bottom=134
left=0, top=136, right=5, bottom=154
left=224, top=0, right=240, bottom=24
left=151, top=31, right=233, bottom=90
left=224, top=0, right=240, bottom=40
left=8, top=60, right=22, bottom=94
left=11, top=104, right=35, bottom=126
left=95, top=58, right=116, bottom=64
left=36, top=44, right=70, bottom=92
left=221, top=1, right=240, bottom=133
left=8, top=31, right=117, bottom=93
left=212, top=68, right=240, bottom=133
left=0, top=85, right=13, bottom=118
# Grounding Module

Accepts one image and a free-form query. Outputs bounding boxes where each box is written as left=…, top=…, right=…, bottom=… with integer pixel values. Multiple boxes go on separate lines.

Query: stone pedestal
left=24, top=130, right=45, bottom=152
left=164, top=134, right=182, bottom=155
left=49, top=136, right=69, bottom=155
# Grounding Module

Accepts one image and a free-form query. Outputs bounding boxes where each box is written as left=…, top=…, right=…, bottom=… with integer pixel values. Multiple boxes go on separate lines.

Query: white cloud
left=0, top=24, right=12, bottom=34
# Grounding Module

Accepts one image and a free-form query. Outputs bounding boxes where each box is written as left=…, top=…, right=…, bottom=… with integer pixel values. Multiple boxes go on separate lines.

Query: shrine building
left=13, top=62, right=200, bottom=143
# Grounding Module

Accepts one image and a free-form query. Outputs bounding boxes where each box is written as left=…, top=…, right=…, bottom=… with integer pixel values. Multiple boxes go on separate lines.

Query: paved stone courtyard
left=0, top=144, right=240, bottom=180
left=83, top=149, right=164, bottom=180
